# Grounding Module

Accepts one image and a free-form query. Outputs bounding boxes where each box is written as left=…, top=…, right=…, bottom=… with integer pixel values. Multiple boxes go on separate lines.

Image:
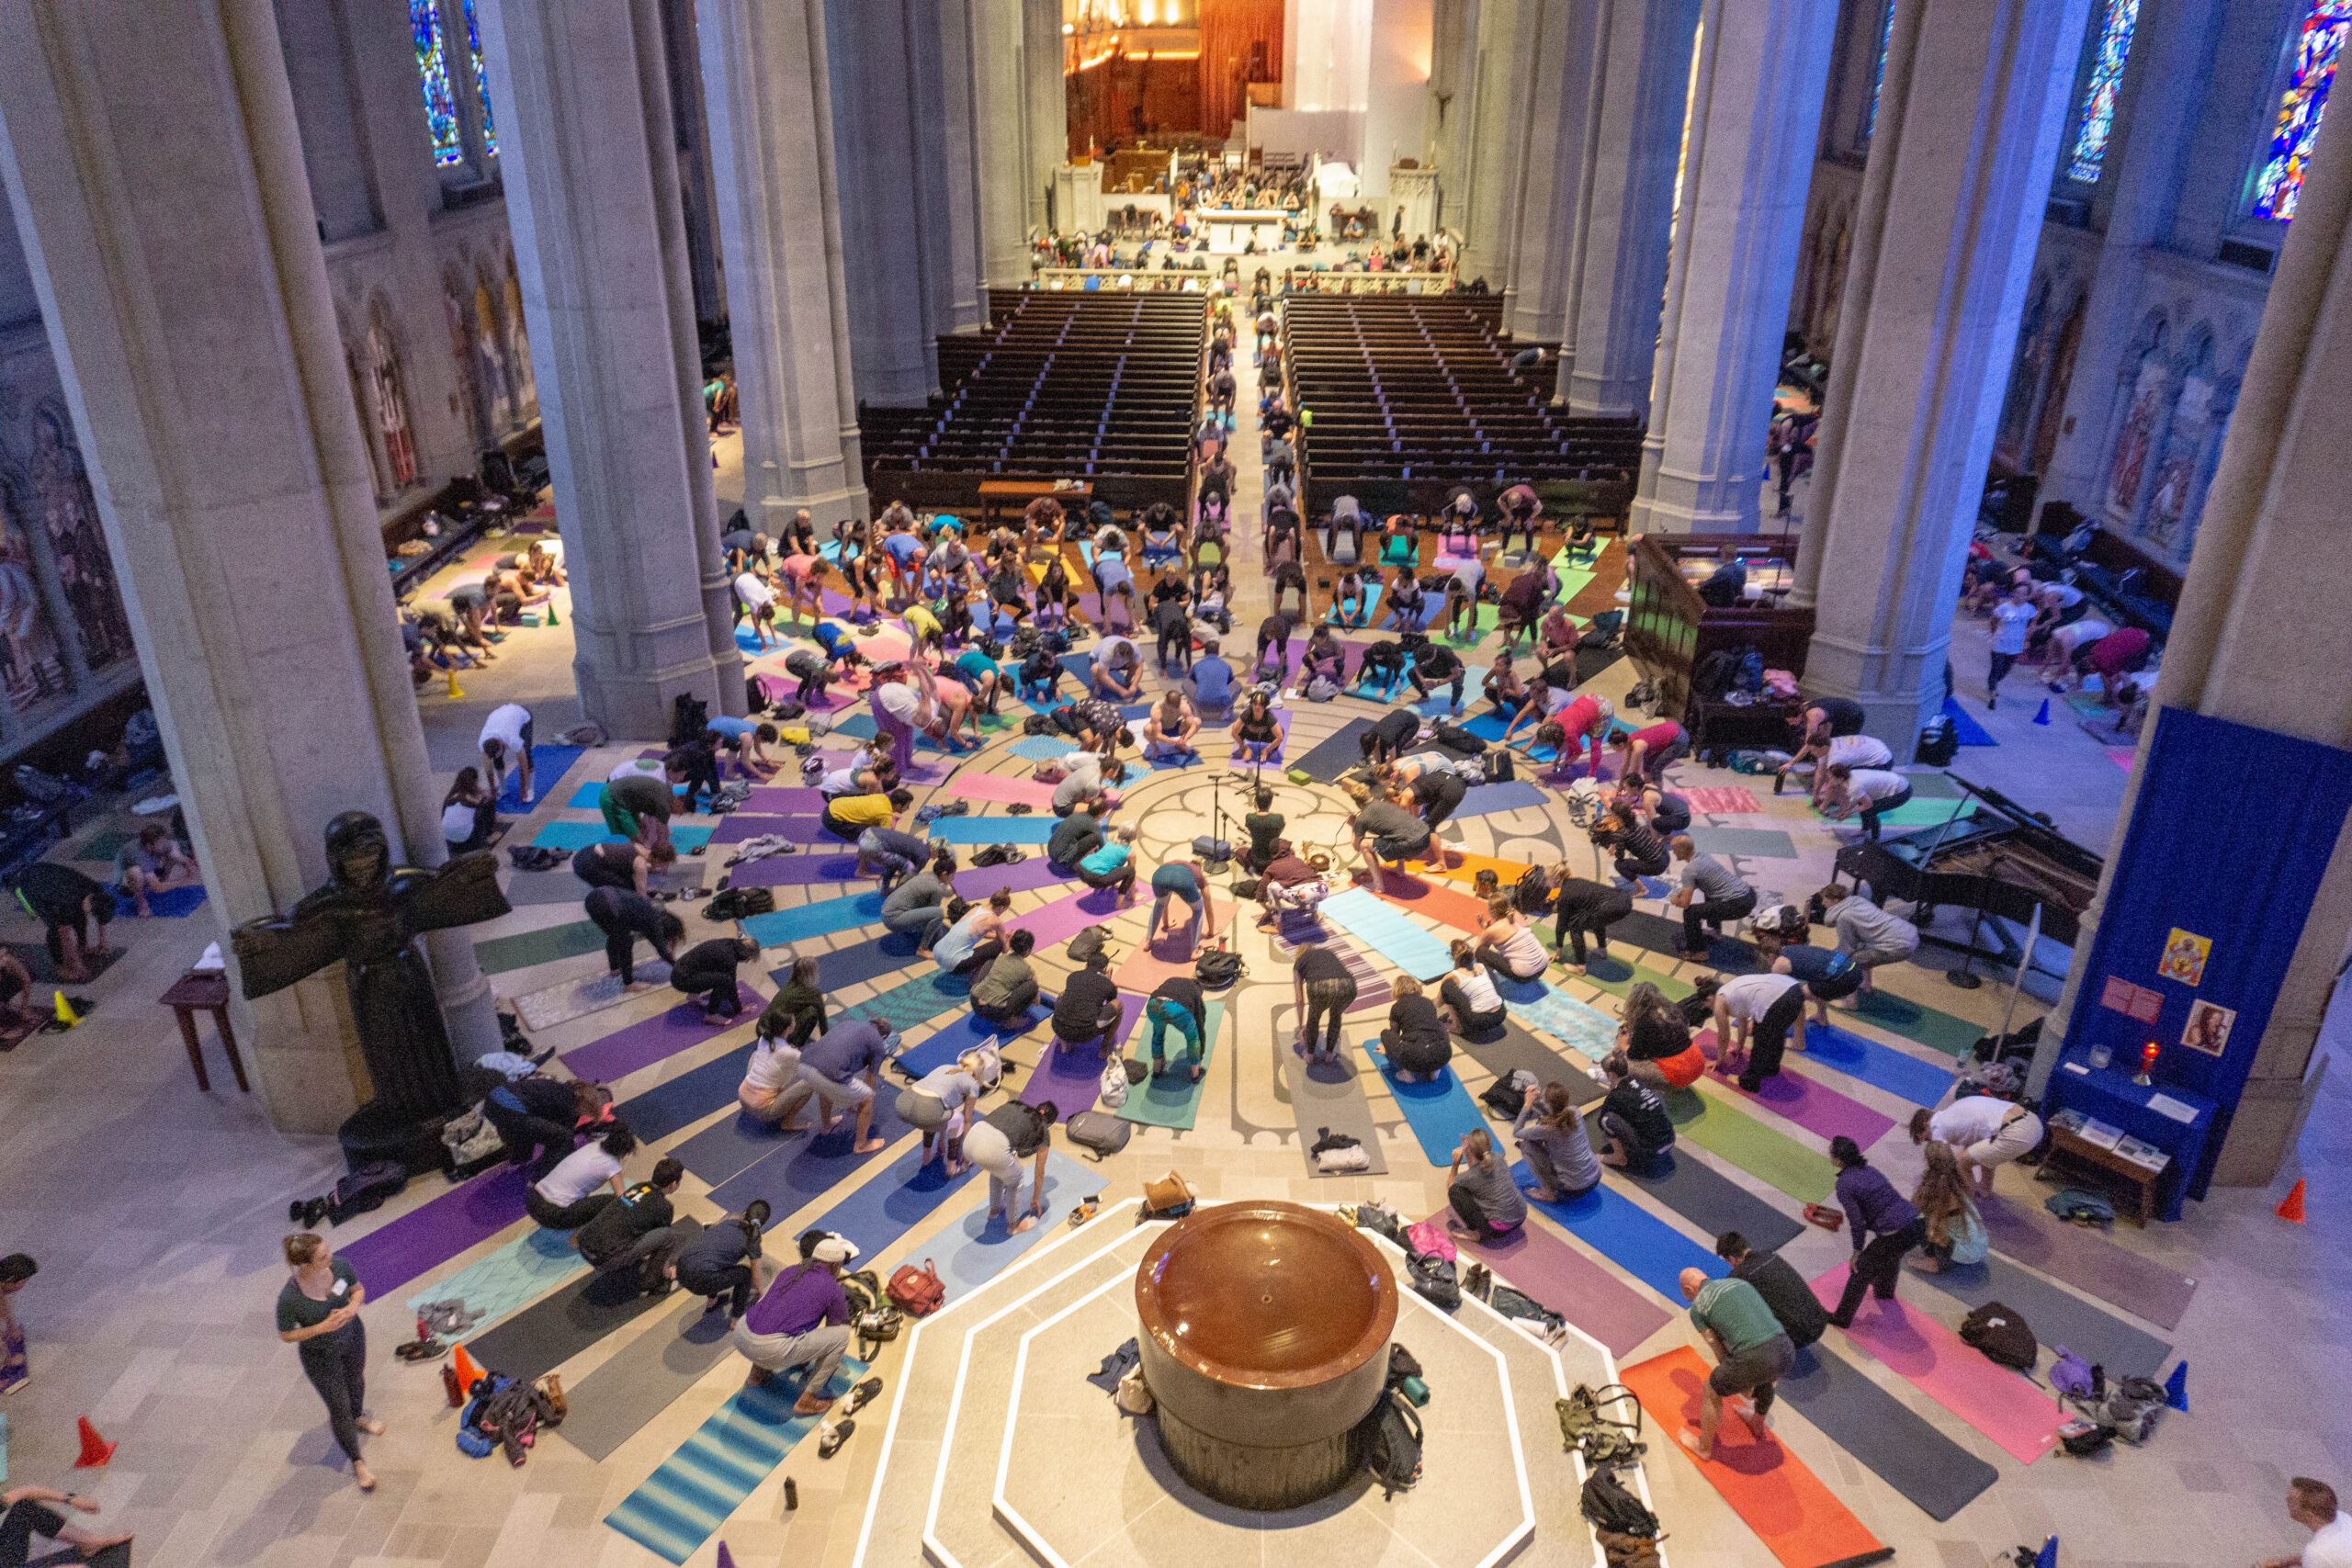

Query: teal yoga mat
left=1363, top=1042, right=1486, bottom=1166
left=1320, top=887, right=1454, bottom=977
left=1491, top=975, right=1621, bottom=1060
left=534, top=819, right=715, bottom=853
left=1118, top=998, right=1225, bottom=1129
left=474, top=919, right=605, bottom=975
left=404, top=1225, right=585, bottom=1326
left=740, top=891, right=888, bottom=947
left=1515, top=1162, right=1725, bottom=1301
left=923, top=816, right=1058, bottom=844
left=842, top=968, right=974, bottom=1034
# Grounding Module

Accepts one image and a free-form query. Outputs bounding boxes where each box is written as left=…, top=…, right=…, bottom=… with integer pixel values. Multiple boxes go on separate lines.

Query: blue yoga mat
left=1806, top=1023, right=1957, bottom=1108
left=1453, top=780, right=1549, bottom=818
left=893, top=1009, right=1046, bottom=1082
left=611, top=1042, right=756, bottom=1143
left=933, top=1152, right=1099, bottom=1293
left=831, top=712, right=878, bottom=739
left=669, top=1102, right=805, bottom=1188
left=797, top=931, right=923, bottom=990
left=1516, top=1162, right=1725, bottom=1300
left=502, top=744, right=586, bottom=811
left=740, top=891, right=888, bottom=947
left=402, top=1224, right=585, bottom=1325
left=142, top=884, right=210, bottom=918
left=1321, top=887, right=1454, bottom=976
left=1363, top=1043, right=1486, bottom=1167
left=705, top=1094, right=915, bottom=1215
left=1491, top=976, right=1621, bottom=1060
left=803, top=1144, right=979, bottom=1258
left=1942, top=695, right=1997, bottom=746
left=1010, top=735, right=1071, bottom=761
left=923, top=816, right=1058, bottom=845
left=1461, top=709, right=1559, bottom=762
left=1407, top=663, right=1486, bottom=718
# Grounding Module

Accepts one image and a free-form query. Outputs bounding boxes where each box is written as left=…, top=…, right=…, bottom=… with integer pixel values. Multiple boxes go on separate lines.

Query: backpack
left=1481, top=750, right=1516, bottom=784
left=2076, top=1374, right=2166, bottom=1444
left=887, top=1258, right=946, bottom=1316
left=1579, top=1466, right=1660, bottom=1539
left=1959, top=1301, right=2040, bottom=1371
left=1406, top=1250, right=1460, bottom=1310
left=1916, top=714, right=1960, bottom=766
left=1357, top=1390, right=1424, bottom=1497
left=1350, top=1200, right=1408, bottom=1249
left=441, top=1105, right=506, bottom=1173
left=1195, top=947, right=1244, bottom=987
left=1068, top=926, right=1113, bottom=965
left=1066, top=1109, right=1133, bottom=1160
left=1487, top=1284, right=1566, bottom=1342
left=669, top=693, right=710, bottom=746
left=1023, top=714, right=1051, bottom=736
left=2045, top=1188, right=2116, bottom=1225
left=1480, top=1068, right=1536, bottom=1120
left=1434, top=723, right=1487, bottom=755
left=1557, top=1383, right=1646, bottom=1468
left=1690, top=649, right=1741, bottom=700
left=329, top=1160, right=409, bottom=1224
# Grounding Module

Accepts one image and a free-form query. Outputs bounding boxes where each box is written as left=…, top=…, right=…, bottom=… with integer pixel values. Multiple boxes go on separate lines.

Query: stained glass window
left=2253, top=0, right=2352, bottom=221
left=411, top=0, right=462, bottom=166
left=2066, top=0, right=2140, bottom=184
left=462, top=0, right=497, bottom=159
left=1864, top=0, right=1894, bottom=144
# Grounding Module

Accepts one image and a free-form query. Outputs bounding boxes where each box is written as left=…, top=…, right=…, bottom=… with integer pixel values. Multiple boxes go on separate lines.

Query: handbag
left=1141, top=1170, right=1196, bottom=1219
left=1099, top=1055, right=1131, bottom=1110
left=887, top=1258, right=945, bottom=1316
left=1114, top=1366, right=1156, bottom=1416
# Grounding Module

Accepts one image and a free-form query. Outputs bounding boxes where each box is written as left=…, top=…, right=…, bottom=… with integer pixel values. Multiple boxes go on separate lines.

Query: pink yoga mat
left=1017, top=993, right=1145, bottom=1116
left=1113, top=895, right=1236, bottom=991
left=1437, top=1209, right=1671, bottom=1358
left=1681, top=786, right=1760, bottom=814
left=1009, top=884, right=1129, bottom=949
left=1809, top=1264, right=2063, bottom=1463
left=561, top=984, right=765, bottom=1085
left=952, top=771, right=1058, bottom=808
left=1697, top=1030, right=1896, bottom=1148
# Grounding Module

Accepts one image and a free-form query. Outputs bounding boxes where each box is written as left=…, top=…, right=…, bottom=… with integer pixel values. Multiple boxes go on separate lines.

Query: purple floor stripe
left=334, top=1165, right=530, bottom=1298
left=561, top=984, right=763, bottom=1084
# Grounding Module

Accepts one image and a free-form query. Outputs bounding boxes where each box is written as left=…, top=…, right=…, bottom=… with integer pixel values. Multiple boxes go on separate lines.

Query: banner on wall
left=2065, top=708, right=2352, bottom=1199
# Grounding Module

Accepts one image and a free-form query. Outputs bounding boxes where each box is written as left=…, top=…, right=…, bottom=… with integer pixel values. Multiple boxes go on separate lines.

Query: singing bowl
left=1134, top=1201, right=1397, bottom=1508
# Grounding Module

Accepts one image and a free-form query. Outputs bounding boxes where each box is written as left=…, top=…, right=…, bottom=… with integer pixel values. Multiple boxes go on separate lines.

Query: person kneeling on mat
left=526, top=1123, right=637, bottom=1230
left=1515, top=1083, right=1600, bottom=1203
left=1436, top=942, right=1506, bottom=1041
left=1596, top=1054, right=1675, bottom=1173
left=1052, top=951, right=1126, bottom=1061
left=1444, top=1128, right=1526, bottom=1241
left=672, top=1201, right=771, bottom=1322
left=1676, top=1267, right=1793, bottom=1460
left=970, top=929, right=1049, bottom=1027
left=1380, top=976, right=1453, bottom=1082
left=574, top=1157, right=688, bottom=1294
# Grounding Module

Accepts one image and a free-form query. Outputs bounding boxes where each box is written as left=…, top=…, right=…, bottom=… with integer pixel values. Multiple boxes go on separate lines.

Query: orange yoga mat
left=1373, top=872, right=1493, bottom=934
left=1413, top=849, right=1535, bottom=889
left=1623, top=1348, right=1893, bottom=1568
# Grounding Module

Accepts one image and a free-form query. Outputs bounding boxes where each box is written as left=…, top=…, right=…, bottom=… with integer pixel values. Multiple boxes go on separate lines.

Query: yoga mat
left=474, top=919, right=606, bottom=975
left=1977, top=1200, right=2196, bottom=1330
left=1941, top=696, right=1997, bottom=746
left=1515, top=1164, right=1724, bottom=1302
left=1283, top=1043, right=1390, bottom=1177
left=1771, top=1342, right=2000, bottom=1521
left=893, top=1008, right=1042, bottom=1081
left=952, top=856, right=1077, bottom=900
left=1375, top=872, right=1495, bottom=934
left=1682, top=786, right=1760, bottom=814
left=741, top=785, right=826, bottom=813
left=1665, top=1088, right=1836, bottom=1206
left=950, top=771, right=1058, bottom=807
left=1841, top=989, right=1985, bottom=1057
left=1864, top=797, right=1978, bottom=831
left=503, top=868, right=596, bottom=908
left=932, top=1152, right=1099, bottom=1294
left=1363, top=1043, right=1487, bottom=1167
left=602, top=1358, right=867, bottom=1564
left=1445, top=1210, right=1670, bottom=1358
left=923, top=815, right=1058, bottom=845
left=72, top=828, right=130, bottom=862
left=1694, top=1029, right=1897, bottom=1147
left=567, top=783, right=616, bottom=809
left=1407, top=663, right=1487, bottom=717
left=1684, top=827, right=1799, bottom=859
left=705, top=1094, right=914, bottom=1215
left=532, top=820, right=716, bottom=853
left=1905, top=772, right=1964, bottom=797
left=1621, top=1147, right=1804, bottom=1254
left=1459, top=1018, right=1606, bottom=1109
left=842, top=967, right=974, bottom=1034
left=740, top=891, right=887, bottom=947
left=1010, top=735, right=1071, bottom=761
left=800, top=930, right=923, bottom=989
left=1452, top=780, right=1549, bottom=818
left=727, top=852, right=864, bottom=889
left=1919, top=1253, right=2172, bottom=1376
left=141, top=884, right=209, bottom=917
left=1008, top=884, right=1127, bottom=948
left=554, top=1297, right=738, bottom=1461
left=1491, top=975, right=1623, bottom=1062
left=1809, top=1266, right=2062, bottom=1464
left=709, top=813, right=829, bottom=847
left=1111, top=895, right=1236, bottom=991
left=403, top=1225, right=585, bottom=1326
left=514, top=968, right=665, bottom=1032
left=1288, top=716, right=1378, bottom=782
left=611, top=1042, right=757, bottom=1144
left=336, top=1165, right=530, bottom=1298
left=1320, top=886, right=1455, bottom=977
left=459, top=1221, right=705, bottom=1382
left=1800, top=1024, right=1956, bottom=1109
left=1019, top=996, right=1142, bottom=1117
left=1616, top=908, right=1761, bottom=971
left=1623, top=1348, right=1893, bottom=1568
left=563, top=986, right=762, bottom=1085
left=1119, top=998, right=1225, bottom=1128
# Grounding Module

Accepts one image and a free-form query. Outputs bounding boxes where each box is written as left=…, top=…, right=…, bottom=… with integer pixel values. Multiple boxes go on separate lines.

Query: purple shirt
left=1836, top=1164, right=1921, bottom=1250
left=742, top=1262, right=849, bottom=1338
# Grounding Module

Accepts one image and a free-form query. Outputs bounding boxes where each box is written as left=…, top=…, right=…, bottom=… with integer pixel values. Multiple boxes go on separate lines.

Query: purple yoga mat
left=1440, top=1210, right=1673, bottom=1359
left=1980, top=1199, right=2198, bottom=1329
left=561, top=984, right=763, bottom=1084
left=741, top=785, right=826, bottom=814
left=954, top=857, right=1077, bottom=900
left=729, top=852, right=865, bottom=888
left=1697, top=1030, right=1896, bottom=1146
left=1018, top=993, right=1145, bottom=1116
left=334, top=1165, right=531, bottom=1298
left=709, top=814, right=831, bottom=846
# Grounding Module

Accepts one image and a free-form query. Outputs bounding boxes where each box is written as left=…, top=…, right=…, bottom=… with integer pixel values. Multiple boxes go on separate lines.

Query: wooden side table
left=160, top=969, right=248, bottom=1094
left=2035, top=1125, right=2159, bottom=1226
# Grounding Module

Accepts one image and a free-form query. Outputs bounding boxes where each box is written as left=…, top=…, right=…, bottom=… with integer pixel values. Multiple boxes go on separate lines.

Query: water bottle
left=784, top=1476, right=798, bottom=1512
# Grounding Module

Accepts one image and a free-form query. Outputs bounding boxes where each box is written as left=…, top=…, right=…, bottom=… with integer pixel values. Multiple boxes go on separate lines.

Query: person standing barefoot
left=276, top=1234, right=382, bottom=1492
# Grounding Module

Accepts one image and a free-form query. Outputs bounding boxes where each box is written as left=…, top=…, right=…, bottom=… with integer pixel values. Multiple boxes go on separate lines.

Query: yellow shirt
left=905, top=604, right=942, bottom=641
left=832, top=793, right=893, bottom=829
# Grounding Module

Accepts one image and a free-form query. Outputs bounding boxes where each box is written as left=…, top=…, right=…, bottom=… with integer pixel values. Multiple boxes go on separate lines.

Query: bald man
left=1677, top=1267, right=1793, bottom=1461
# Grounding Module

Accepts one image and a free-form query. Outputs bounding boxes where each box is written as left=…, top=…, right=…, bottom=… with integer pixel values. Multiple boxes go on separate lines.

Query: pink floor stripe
left=1442, top=1209, right=1672, bottom=1358
left=952, top=771, right=1059, bottom=807
left=1809, top=1265, right=2064, bottom=1463
left=1695, top=1030, right=1897, bottom=1147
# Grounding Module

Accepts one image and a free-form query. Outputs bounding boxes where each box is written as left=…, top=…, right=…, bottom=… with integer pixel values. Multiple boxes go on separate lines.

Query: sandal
left=840, top=1377, right=884, bottom=1417
left=818, top=1417, right=855, bottom=1458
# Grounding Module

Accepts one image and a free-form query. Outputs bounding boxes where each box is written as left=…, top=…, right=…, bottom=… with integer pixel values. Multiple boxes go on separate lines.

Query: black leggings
left=1448, top=1182, right=1517, bottom=1239
left=1439, top=978, right=1505, bottom=1039
left=484, top=1102, right=576, bottom=1179
left=526, top=1188, right=612, bottom=1231
left=676, top=1259, right=756, bottom=1318
left=1556, top=892, right=1634, bottom=964
left=1831, top=1218, right=1928, bottom=1325
left=299, top=1324, right=369, bottom=1462
left=1301, top=978, right=1356, bottom=1057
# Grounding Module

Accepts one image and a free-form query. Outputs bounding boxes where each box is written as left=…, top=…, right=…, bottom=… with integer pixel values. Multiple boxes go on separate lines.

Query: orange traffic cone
left=452, top=1341, right=487, bottom=1394
left=2278, top=1179, right=2307, bottom=1224
left=74, top=1416, right=116, bottom=1468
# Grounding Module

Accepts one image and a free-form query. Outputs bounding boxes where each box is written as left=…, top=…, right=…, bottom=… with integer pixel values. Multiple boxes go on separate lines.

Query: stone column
left=1453, top=0, right=1539, bottom=295
left=2030, top=97, right=2352, bottom=1184
left=1556, top=0, right=1702, bottom=418
left=1792, top=0, right=2093, bottom=744
left=0, top=0, right=497, bottom=1134
left=1023, top=0, right=1066, bottom=234
left=2032, top=0, right=2225, bottom=526
left=695, top=0, right=867, bottom=529
left=478, top=0, right=743, bottom=738
left=1630, top=0, right=1838, bottom=532
left=967, top=0, right=1037, bottom=291
left=1507, top=0, right=1603, bottom=344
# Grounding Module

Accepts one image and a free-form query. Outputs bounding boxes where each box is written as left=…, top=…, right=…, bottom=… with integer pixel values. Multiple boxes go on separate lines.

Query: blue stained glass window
left=2253, top=0, right=2352, bottom=221
left=1864, top=0, right=1895, bottom=143
left=2066, top=0, right=2140, bottom=184
left=463, top=0, right=497, bottom=159
left=411, top=0, right=462, bottom=166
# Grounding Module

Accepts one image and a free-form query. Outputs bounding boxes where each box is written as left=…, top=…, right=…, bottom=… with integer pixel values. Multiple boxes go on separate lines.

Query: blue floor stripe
left=1515, top=1161, right=1726, bottom=1300
left=1806, top=1023, right=1958, bottom=1108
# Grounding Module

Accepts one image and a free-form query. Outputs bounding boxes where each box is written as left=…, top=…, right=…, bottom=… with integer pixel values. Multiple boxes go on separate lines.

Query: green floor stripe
left=1844, top=987, right=1985, bottom=1057
left=475, top=919, right=605, bottom=975
left=1664, top=1086, right=1835, bottom=1204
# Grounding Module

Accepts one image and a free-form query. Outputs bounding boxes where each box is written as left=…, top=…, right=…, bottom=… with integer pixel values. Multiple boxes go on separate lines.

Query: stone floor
left=0, top=296, right=2344, bottom=1568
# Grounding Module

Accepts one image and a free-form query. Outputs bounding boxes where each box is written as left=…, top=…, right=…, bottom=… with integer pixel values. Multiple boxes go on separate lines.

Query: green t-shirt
left=277, top=1257, right=360, bottom=1337
left=1689, top=1277, right=1783, bottom=1356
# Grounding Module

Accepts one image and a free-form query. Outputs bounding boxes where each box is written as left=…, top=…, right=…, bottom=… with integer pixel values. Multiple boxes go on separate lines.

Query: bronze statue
left=232, top=812, right=511, bottom=1124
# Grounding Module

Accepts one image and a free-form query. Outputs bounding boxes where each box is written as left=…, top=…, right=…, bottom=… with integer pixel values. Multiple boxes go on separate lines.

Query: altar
left=1202, top=209, right=1286, bottom=253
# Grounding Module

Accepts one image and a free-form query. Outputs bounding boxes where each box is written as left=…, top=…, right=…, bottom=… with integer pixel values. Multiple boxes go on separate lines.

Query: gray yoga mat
left=1456, top=1019, right=1606, bottom=1111
left=1279, top=1006, right=1388, bottom=1178
left=461, top=1218, right=703, bottom=1383
left=1775, top=1341, right=2000, bottom=1521
left=1922, top=1251, right=2173, bottom=1376
left=1980, top=1200, right=2197, bottom=1331
left=505, top=869, right=590, bottom=908
left=554, top=1296, right=740, bottom=1461
left=1621, top=1147, right=1804, bottom=1254
left=515, top=965, right=672, bottom=1032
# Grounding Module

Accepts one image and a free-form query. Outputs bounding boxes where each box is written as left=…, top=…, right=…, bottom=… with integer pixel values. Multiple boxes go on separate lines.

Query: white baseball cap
left=811, top=1234, right=860, bottom=1266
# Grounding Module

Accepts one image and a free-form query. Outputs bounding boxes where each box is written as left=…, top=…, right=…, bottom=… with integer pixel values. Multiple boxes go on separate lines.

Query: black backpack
left=1067, top=925, right=1113, bottom=964
left=328, top=1160, right=409, bottom=1224
left=1434, top=723, right=1487, bottom=755
left=1195, top=948, right=1244, bottom=988
left=1959, top=1301, right=2040, bottom=1371
left=1407, top=1250, right=1460, bottom=1310
left=1482, top=750, right=1516, bottom=784
left=1358, top=1390, right=1423, bottom=1497
left=669, top=693, right=710, bottom=746
left=1578, top=1466, right=1658, bottom=1538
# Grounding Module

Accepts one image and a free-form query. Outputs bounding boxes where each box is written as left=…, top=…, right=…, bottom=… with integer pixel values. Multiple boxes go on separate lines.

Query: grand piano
left=1835, top=773, right=2104, bottom=970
